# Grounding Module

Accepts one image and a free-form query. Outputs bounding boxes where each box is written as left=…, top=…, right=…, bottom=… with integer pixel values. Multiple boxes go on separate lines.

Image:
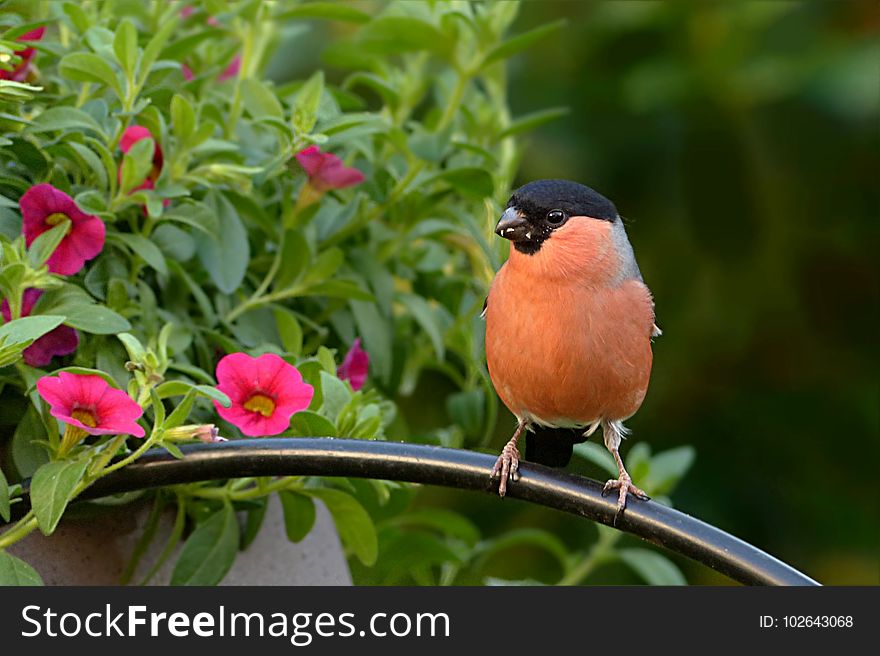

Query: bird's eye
left=546, top=209, right=566, bottom=225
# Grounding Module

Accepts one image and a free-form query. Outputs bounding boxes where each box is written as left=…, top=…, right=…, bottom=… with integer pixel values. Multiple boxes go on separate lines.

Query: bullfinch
left=484, top=179, right=660, bottom=515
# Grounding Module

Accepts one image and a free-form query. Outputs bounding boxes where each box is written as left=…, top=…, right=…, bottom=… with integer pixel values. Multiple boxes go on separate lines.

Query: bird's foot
left=490, top=441, right=520, bottom=498
left=602, top=473, right=649, bottom=519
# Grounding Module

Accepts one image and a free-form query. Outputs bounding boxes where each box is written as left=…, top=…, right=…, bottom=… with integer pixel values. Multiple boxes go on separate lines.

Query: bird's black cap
left=509, top=179, right=618, bottom=222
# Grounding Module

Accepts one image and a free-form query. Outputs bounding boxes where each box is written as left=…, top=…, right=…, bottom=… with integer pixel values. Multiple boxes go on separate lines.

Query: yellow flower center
left=45, top=212, right=72, bottom=234
left=71, top=408, right=98, bottom=428
left=243, top=393, right=276, bottom=417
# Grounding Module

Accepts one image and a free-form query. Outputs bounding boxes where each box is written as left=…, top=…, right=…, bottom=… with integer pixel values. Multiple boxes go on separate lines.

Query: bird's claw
left=602, top=474, right=649, bottom=522
left=490, top=442, right=520, bottom=497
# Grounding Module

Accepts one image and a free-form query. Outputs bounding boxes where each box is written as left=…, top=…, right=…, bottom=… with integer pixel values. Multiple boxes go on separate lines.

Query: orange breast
left=485, top=255, right=655, bottom=426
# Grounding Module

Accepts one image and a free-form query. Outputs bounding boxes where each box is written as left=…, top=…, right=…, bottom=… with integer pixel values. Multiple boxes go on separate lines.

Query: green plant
left=0, top=0, right=693, bottom=586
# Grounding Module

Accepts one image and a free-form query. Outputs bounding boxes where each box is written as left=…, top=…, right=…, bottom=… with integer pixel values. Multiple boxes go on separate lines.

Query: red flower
left=218, top=54, right=241, bottom=81
left=20, top=183, right=105, bottom=276
left=37, top=372, right=145, bottom=437
left=338, top=338, right=369, bottom=391
left=0, top=26, right=45, bottom=82
left=296, top=146, right=365, bottom=192
left=1, top=289, right=78, bottom=367
left=119, top=124, right=164, bottom=190
left=213, top=353, right=314, bottom=437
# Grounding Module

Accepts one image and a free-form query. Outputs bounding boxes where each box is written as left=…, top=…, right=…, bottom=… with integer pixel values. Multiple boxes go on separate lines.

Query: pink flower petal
left=181, top=63, right=194, bottom=81
left=213, top=352, right=314, bottom=436
left=338, top=338, right=369, bottom=390
left=218, top=54, right=241, bottom=81
left=119, top=125, right=163, bottom=170
left=0, top=26, right=45, bottom=82
left=295, top=146, right=364, bottom=192
left=24, top=326, right=79, bottom=368
left=20, top=184, right=105, bottom=275
left=37, top=373, right=144, bottom=437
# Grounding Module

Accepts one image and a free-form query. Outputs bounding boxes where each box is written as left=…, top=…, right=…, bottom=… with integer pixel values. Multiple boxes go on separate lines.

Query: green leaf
left=278, top=491, right=316, bottom=543
left=113, top=18, right=138, bottom=80
left=292, top=70, right=324, bottom=135
left=273, top=308, right=302, bottom=356
left=31, top=459, right=89, bottom=535
left=300, top=247, right=343, bottom=286
left=48, top=367, right=120, bottom=388
left=497, top=107, right=570, bottom=139
left=358, top=16, right=451, bottom=58
left=138, top=17, right=178, bottom=88
left=0, top=465, right=10, bottom=522
left=289, top=410, right=337, bottom=437
left=276, top=2, right=370, bottom=23
left=30, top=106, right=105, bottom=137
left=301, top=279, right=374, bottom=301
left=350, top=300, right=391, bottom=384
left=197, top=192, right=249, bottom=294
left=482, top=19, right=566, bottom=67
left=398, top=293, right=445, bottom=360
left=63, top=305, right=131, bottom=334
left=241, top=78, right=284, bottom=120
left=618, top=548, right=687, bottom=585
left=241, top=496, right=268, bottom=550
left=320, top=371, right=351, bottom=422
left=62, top=2, right=90, bottom=33
left=164, top=388, right=197, bottom=429
left=170, top=505, right=239, bottom=585
left=162, top=201, right=218, bottom=236
left=446, top=388, right=484, bottom=437
left=11, top=406, right=49, bottom=479
left=116, top=331, right=146, bottom=361
left=0, top=315, right=65, bottom=344
left=572, top=442, right=618, bottom=477
left=644, top=446, right=696, bottom=495
left=301, top=488, right=377, bottom=566
left=113, top=233, right=168, bottom=276
left=275, top=229, right=310, bottom=290
left=59, top=52, right=123, bottom=98
left=0, top=552, right=43, bottom=586
left=170, top=94, right=196, bottom=143
left=120, top=137, right=155, bottom=195
left=70, top=145, right=109, bottom=191
left=431, top=167, right=494, bottom=198
left=195, top=384, right=230, bottom=408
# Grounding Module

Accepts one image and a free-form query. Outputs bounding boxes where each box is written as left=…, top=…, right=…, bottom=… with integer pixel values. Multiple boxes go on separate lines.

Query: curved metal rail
left=22, top=437, right=818, bottom=586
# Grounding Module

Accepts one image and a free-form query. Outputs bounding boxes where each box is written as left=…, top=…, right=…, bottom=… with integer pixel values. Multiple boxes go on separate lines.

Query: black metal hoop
left=21, top=437, right=817, bottom=586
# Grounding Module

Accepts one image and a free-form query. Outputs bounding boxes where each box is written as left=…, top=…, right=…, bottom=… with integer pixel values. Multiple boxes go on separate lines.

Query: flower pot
left=8, top=495, right=352, bottom=585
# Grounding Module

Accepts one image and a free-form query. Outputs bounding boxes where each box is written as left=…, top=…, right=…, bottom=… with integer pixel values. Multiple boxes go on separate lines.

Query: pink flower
left=181, top=63, right=194, bottom=81
left=1, top=289, right=78, bottom=367
left=218, top=54, right=241, bottom=81
left=119, top=124, right=164, bottom=183
left=0, top=26, right=45, bottom=82
left=37, top=372, right=145, bottom=437
left=20, top=183, right=105, bottom=276
left=295, top=146, right=365, bottom=192
left=338, top=338, right=369, bottom=391
left=180, top=6, right=195, bottom=18
left=213, top=352, right=314, bottom=437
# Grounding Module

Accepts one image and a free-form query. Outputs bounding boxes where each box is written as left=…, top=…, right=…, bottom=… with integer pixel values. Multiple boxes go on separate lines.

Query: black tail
left=524, top=426, right=587, bottom=468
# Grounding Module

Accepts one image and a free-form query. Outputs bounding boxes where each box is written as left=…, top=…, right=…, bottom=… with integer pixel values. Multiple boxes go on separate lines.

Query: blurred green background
left=263, top=0, right=877, bottom=584
left=497, top=0, right=878, bottom=585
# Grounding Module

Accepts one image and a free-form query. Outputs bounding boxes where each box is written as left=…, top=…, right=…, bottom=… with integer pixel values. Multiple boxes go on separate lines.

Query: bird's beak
left=495, top=207, right=530, bottom=241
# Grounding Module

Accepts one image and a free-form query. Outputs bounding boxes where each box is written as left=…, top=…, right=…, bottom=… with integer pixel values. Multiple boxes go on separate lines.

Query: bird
left=484, top=179, right=661, bottom=516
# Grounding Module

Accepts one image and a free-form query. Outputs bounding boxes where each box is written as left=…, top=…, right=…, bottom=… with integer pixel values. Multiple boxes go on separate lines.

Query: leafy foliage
left=0, top=1, right=695, bottom=586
